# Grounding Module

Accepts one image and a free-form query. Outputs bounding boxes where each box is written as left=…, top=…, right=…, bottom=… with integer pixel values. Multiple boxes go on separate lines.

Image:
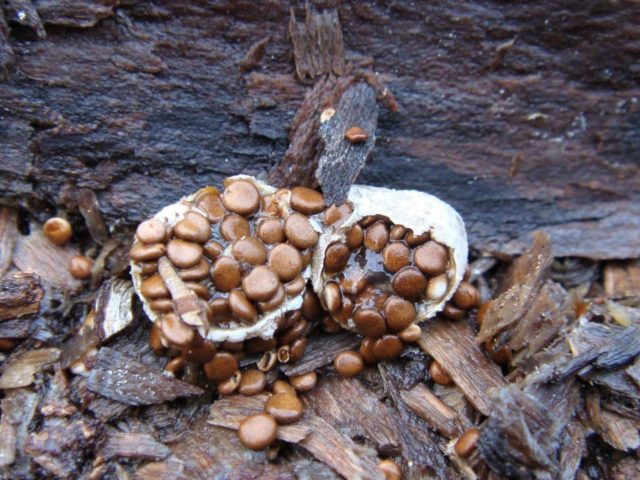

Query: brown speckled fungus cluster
left=130, top=176, right=325, bottom=389
left=320, top=214, right=455, bottom=360
left=130, top=176, right=479, bottom=457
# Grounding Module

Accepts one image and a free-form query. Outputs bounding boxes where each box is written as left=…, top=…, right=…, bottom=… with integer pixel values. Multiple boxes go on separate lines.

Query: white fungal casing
left=130, top=175, right=315, bottom=344
left=311, top=184, right=468, bottom=330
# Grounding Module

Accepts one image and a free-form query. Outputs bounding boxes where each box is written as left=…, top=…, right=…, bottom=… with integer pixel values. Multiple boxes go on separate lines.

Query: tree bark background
left=1, top=0, right=639, bottom=259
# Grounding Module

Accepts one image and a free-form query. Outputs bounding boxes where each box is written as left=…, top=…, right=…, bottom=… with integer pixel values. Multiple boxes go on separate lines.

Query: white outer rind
left=311, top=184, right=468, bottom=329
left=131, top=175, right=309, bottom=344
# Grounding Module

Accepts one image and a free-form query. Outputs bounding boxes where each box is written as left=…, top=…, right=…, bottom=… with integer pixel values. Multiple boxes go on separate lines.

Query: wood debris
left=0, top=271, right=43, bottom=321
left=93, top=278, right=134, bottom=341
left=0, top=207, right=17, bottom=277
left=0, top=347, right=60, bottom=388
left=316, top=82, right=378, bottom=205
left=100, top=431, right=171, bottom=461
left=12, top=229, right=82, bottom=291
left=209, top=393, right=385, bottom=479
left=289, top=4, right=346, bottom=80
left=280, top=330, right=360, bottom=376
left=303, top=376, right=401, bottom=455
left=86, top=347, right=203, bottom=405
left=418, top=319, right=507, bottom=415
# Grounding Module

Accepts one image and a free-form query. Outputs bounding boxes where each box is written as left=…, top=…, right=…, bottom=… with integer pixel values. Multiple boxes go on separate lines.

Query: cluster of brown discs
left=42, top=216, right=94, bottom=280
left=320, top=215, right=457, bottom=363
left=236, top=373, right=317, bottom=451
left=131, top=178, right=326, bottom=386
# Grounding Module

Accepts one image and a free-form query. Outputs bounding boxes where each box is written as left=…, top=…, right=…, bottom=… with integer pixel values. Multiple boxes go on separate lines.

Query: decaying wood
left=478, top=381, right=579, bottom=479
left=93, top=278, right=134, bottom=341
left=0, top=207, right=17, bottom=277
left=477, top=231, right=552, bottom=343
left=418, top=320, right=507, bottom=415
left=209, top=393, right=385, bottom=480
left=0, top=347, right=60, bottom=389
left=136, top=418, right=295, bottom=480
left=0, top=388, right=38, bottom=473
left=25, top=416, right=100, bottom=478
left=85, top=347, right=202, bottom=406
left=0, top=317, right=32, bottom=340
left=1, top=2, right=638, bottom=259
left=303, top=376, right=401, bottom=455
left=279, top=330, right=360, bottom=376
left=378, top=362, right=451, bottom=478
left=267, top=74, right=355, bottom=189
left=400, top=383, right=467, bottom=438
left=604, top=260, right=640, bottom=299
left=77, top=188, right=109, bottom=245
left=100, top=431, right=170, bottom=462
left=316, top=82, right=378, bottom=205
left=12, top=230, right=82, bottom=291
left=289, top=4, right=346, bottom=80
left=0, top=271, right=43, bottom=321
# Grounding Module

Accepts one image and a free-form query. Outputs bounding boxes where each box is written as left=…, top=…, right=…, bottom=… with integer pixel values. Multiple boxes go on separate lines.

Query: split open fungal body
left=130, top=175, right=468, bottom=383
left=130, top=175, right=324, bottom=383
left=312, top=184, right=468, bottom=341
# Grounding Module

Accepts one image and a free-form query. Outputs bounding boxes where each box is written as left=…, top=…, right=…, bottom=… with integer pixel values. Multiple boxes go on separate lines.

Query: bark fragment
left=85, top=347, right=202, bottom=406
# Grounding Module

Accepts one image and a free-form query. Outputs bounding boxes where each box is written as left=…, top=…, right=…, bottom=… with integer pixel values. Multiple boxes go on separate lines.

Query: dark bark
left=0, top=1, right=638, bottom=259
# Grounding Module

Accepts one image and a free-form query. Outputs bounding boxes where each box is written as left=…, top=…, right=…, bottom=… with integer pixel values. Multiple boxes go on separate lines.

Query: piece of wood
left=289, top=4, right=346, bottom=80
left=12, top=230, right=82, bottom=292
left=0, top=348, right=60, bottom=389
left=136, top=418, right=295, bottom=480
left=303, top=376, right=401, bottom=456
left=208, top=393, right=385, bottom=480
left=316, top=82, right=378, bottom=205
left=0, top=272, right=43, bottom=321
left=94, top=278, right=134, bottom=341
left=418, top=320, right=507, bottom=415
left=477, top=231, right=552, bottom=343
left=100, top=431, right=170, bottom=462
left=378, top=362, right=450, bottom=479
left=604, top=261, right=640, bottom=299
left=85, top=347, right=203, bottom=406
left=400, top=383, right=467, bottom=438
left=279, top=330, right=360, bottom=377
left=0, top=2, right=638, bottom=259
left=0, top=208, right=17, bottom=277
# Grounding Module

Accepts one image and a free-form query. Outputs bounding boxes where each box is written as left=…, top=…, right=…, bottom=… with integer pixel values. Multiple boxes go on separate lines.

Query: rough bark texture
left=1, top=1, right=639, bottom=259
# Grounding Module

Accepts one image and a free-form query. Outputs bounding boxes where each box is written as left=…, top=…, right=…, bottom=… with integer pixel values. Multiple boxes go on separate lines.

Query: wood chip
left=304, top=376, right=401, bottom=455
left=12, top=230, right=82, bottom=291
left=289, top=4, right=345, bottom=80
left=418, top=320, right=506, bottom=415
left=477, top=231, right=552, bottom=343
left=0, top=348, right=60, bottom=389
left=0, top=271, right=44, bottom=321
left=0, top=207, right=17, bottom=277
left=209, top=394, right=385, bottom=479
left=604, top=260, right=640, bottom=298
left=378, top=363, right=450, bottom=478
left=77, top=188, right=109, bottom=244
left=279, top=330, right=360, bottom=377
left=86, top=347, right=202, bottom=405
left=316, top=82, right=378, bottom=205
left=0, top=388, right=39, bottom=470
left=0, top=317, right=33, bottom=339
left=400, top=383, right=467, bottom=438
left=136, top=418, right=295, bottom=480
left=94, top=279, right=134, bottom=341
left=267, top=75, right=354, bottom=189
left=479, top=380, right=579, bottom=478
left=101, top=431, right=170, bottom=461
left=586, top=390, right=640, bottom=452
